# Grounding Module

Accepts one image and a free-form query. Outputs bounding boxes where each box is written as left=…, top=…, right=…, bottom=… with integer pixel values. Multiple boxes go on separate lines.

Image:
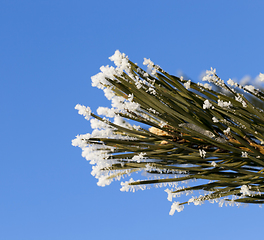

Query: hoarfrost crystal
left=211, top=161, right=217, bottom=167
left=227, top=78, right=236, bottom=86
left=184, top=80, right=191, bottom=89
left=218, top=99, right=232, bottom=108
left=240, top=185, right=252, bottom=196
left=203, top=100, right=213, bottom=109
left=132, top=152, right=147, bottom=163
left=169, top=202, right=184, bottom=215
left=212, top=117, right=219, bottom=123
left=199, top=149, right=206, bottom=158
left=223, top=127, right=231, bottom=134
left=244, top=85, right=255, bottom=93
left=242, top=151, right=248, bottom=158
left=258, top=72, right=264, bottom=82
left=75, top=104, right=91, bottom=120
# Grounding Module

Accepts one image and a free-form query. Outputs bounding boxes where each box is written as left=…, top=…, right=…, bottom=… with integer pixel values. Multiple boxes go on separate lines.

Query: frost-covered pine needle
left=73, top=50, right=264, bottom=214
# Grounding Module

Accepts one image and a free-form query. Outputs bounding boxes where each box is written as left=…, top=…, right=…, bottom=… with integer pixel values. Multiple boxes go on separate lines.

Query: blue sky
left=1, top=0, right=264, bottom=239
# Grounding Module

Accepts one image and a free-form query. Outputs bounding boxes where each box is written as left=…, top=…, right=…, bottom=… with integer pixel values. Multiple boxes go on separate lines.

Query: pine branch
left=73, top=50, right=264, bottom=214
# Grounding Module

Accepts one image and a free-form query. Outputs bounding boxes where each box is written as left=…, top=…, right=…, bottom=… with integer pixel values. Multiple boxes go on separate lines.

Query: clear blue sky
left=1, top=1, right=264, bottom=239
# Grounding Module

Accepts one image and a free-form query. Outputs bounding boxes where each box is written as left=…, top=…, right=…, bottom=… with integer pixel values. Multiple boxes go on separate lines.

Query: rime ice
left=184, top=80, right=191, bottom=89
left=203, top=100, right=213, bottom=109
left=169, top=202, right=184, bottom=215
left=75, top=104, right=91, bottom=120
left=258, top=73, right=264, bottom=82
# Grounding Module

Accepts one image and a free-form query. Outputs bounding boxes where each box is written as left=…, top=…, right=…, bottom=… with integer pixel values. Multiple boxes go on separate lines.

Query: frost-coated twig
left=72, top=50, right=264, bottom=214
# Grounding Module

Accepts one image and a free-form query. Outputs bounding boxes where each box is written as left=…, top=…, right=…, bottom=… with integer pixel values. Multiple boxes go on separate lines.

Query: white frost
left=199, top=149, right=206, bottom=158
left=227, top=78, right=236, bottom=86
left=90, top=118, right=109, bottom=129
left=203, top=100, right=213, bottom=109
left=244, top=85, right=255, bottom=93
left=235, top=94, right=247, bottom=107
left=203, top=83, right=212, bottom=90
left=169, top=202, right=184, bottom=215
left=111, top=96, right=140, bottom=112
left=240, top=185, right=252, bottom=196
left=258, top=72, right=264, bottom=82
left=184, top=80, right=191, bottom=89
left=103, top=88, right=115, bottom=100
left=165, top=189, right=174, bottom=202
left=198, top=82, right=212, bottom=90
left=202, top=67, right=225, bottom=87
left=91, top=65, right=115, bottom=89
left=75, top=104, right=91, bottom=120
left=109, top=50, right=131, bottom=74
left=97, top=107, right=116, bottom=118
left=212, top=117, right=219, bottom=123
left=202, top=67, right=216, bottom=82
left=211, top=161, right=217, bottom=167
left=143, top=58, right=154, bottom=67
left=143, top=58, right=157, bottom=75
left=218, top=99, right=232, bottom=108
left=72, top=133, right=90, bottom=149
left=188, top=196, right=204, bottom=206
left=223, top=127, right=230, bottom=134
left=120, top=178, right=147, bottom=192
left=132, top=152, right=147, bottom=163
left=241, top=151, right=248, bottom=158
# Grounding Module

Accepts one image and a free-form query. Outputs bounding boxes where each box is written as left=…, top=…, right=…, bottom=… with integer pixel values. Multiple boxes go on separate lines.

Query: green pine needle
left=73, top=50, right=264, bottom=214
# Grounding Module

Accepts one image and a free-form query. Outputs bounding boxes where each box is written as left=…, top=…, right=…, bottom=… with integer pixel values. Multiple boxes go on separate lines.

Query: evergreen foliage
left=73, top=50, right=264, bottom=213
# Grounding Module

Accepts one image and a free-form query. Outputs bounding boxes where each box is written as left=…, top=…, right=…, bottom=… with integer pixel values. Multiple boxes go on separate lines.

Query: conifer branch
left=73, top=50, right=264, bottom=214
